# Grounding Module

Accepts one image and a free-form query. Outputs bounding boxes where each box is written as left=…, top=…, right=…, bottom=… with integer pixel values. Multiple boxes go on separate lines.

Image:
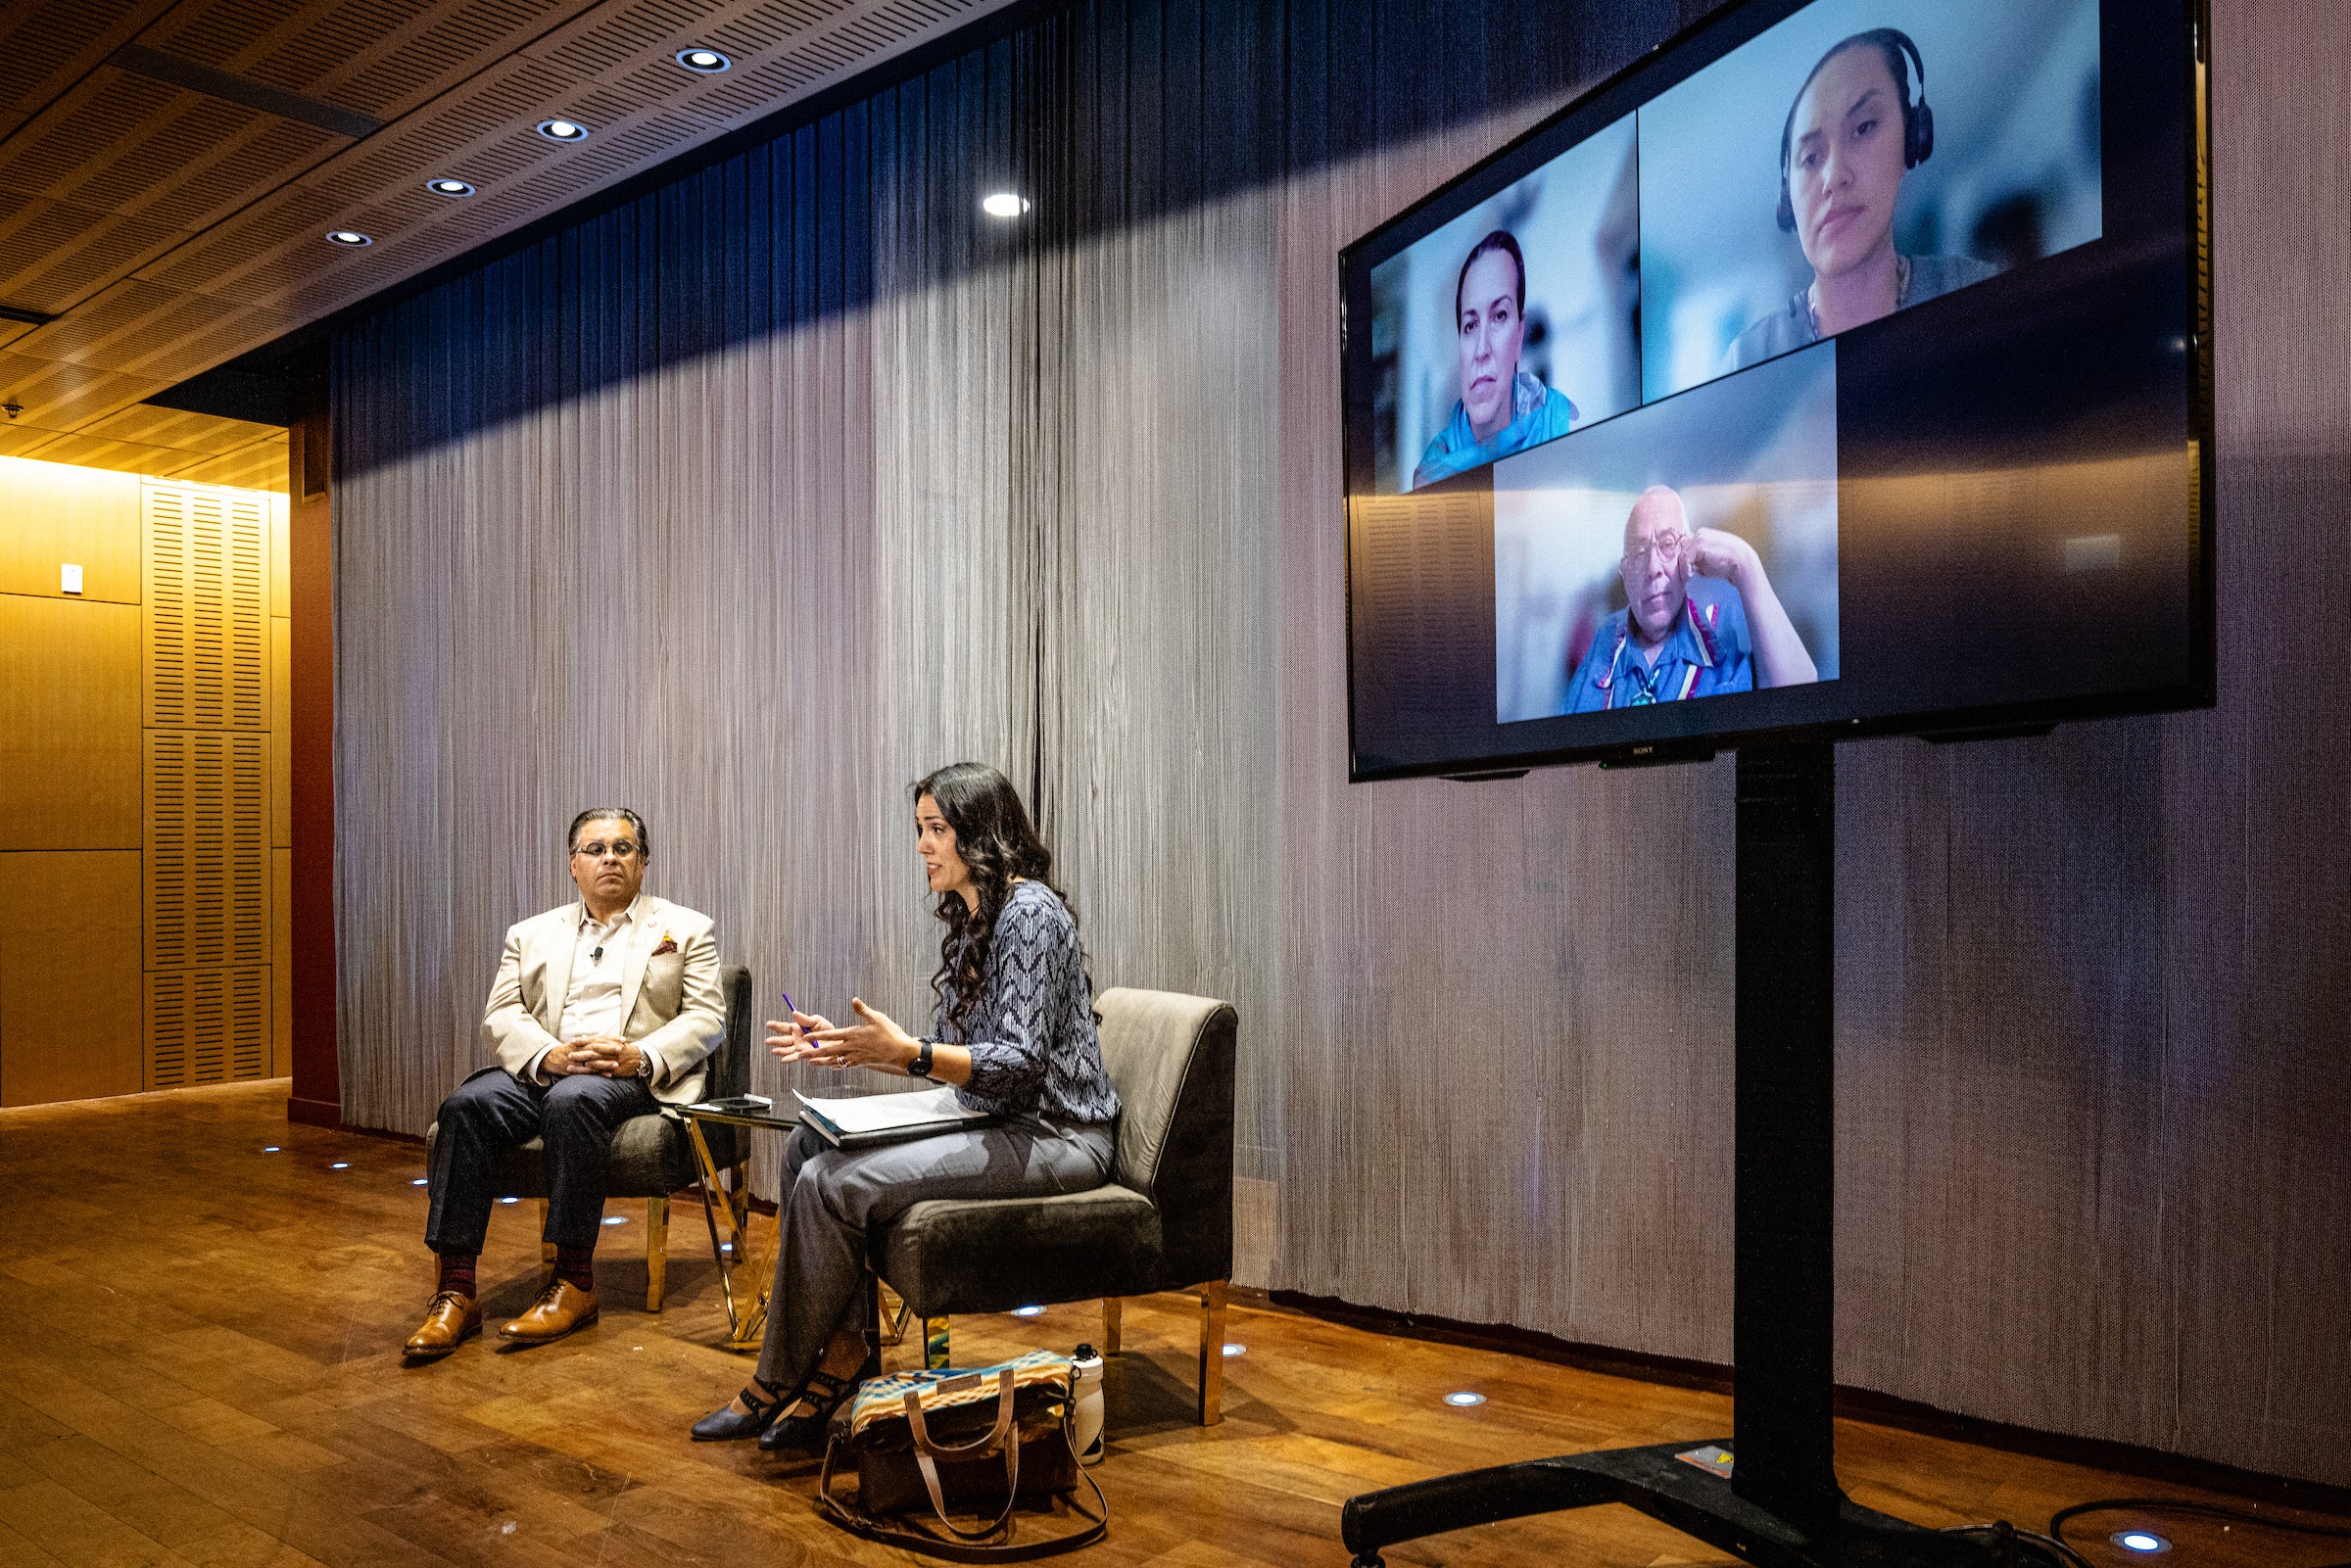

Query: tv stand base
left=1340, top=1442, right=2015, bottom=1568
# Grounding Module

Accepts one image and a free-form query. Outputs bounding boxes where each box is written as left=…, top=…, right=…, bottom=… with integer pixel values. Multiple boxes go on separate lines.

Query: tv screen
left=1342, top=0, right=2209, bottom=780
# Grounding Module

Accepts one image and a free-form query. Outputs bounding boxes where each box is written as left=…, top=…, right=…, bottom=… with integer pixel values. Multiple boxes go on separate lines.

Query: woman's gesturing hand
left=800, top=998, right=921, bottom=1073
left=767, top=1009, right=839, bottom=1066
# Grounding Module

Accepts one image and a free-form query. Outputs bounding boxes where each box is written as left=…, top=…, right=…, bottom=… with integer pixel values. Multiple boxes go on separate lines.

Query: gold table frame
left=673, top=1103, right=793, bottom=1351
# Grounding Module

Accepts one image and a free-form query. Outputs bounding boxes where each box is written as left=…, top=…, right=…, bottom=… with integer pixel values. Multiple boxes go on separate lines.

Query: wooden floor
left=1, top=1083, right=2342, bottom=1568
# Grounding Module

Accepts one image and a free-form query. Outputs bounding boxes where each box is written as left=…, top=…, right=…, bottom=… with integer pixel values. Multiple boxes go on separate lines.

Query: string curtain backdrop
left=331, top=0, right=2351, bottom=1491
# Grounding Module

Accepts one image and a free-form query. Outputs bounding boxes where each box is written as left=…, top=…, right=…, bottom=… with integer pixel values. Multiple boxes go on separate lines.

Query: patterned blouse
left=935, top=880, right=1121, bottom=1125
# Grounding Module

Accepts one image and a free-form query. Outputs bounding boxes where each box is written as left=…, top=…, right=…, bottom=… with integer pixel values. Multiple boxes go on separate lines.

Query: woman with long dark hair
left=691, top=762, right=1121, bottom=1449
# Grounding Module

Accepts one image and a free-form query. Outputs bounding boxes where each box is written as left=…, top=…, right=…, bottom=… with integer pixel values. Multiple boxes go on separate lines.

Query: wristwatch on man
left=910, top=1037, right=936, bottom=1080
left=634, top=1047, right=654, bottom=1081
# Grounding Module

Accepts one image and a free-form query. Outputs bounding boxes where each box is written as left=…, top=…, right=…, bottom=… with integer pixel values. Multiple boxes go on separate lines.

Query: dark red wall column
left=287, top=392, right=340, bottom=1126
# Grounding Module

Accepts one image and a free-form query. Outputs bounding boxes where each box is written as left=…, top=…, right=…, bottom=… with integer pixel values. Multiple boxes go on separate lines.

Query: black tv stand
left=1340, top=743, right=2019, bottom=1568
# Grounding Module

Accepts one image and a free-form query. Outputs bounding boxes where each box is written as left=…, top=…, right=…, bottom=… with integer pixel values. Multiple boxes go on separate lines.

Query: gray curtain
left=332, top=0, right=2351, bottom=1491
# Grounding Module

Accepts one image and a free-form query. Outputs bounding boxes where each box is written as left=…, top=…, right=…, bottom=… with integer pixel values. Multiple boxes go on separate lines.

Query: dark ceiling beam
left=108, top=43, right=384, bottom=139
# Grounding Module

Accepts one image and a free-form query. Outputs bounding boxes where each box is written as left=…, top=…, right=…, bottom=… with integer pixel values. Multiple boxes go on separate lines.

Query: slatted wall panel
left=143, top=730, right=269, bottom=973
left=144, top=967, right=270, bottom=1089
left=140, top=474, right=274, bottom=1093
left=142, top=482, right=267, bottom=730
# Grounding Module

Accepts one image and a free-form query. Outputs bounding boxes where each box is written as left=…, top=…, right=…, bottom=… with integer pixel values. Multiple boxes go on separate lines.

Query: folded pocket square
left=650, top=936, right=679, bottom=957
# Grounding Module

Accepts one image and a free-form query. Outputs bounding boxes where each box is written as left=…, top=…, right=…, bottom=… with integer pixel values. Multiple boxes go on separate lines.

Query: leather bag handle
left=906, top=1370, right=1022, bottom=1542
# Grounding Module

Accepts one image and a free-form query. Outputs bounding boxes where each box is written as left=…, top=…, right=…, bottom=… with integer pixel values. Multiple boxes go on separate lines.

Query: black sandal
left=757, top=1366, right=863, bottom=1452
left=690, top=1376, right=788, bottom=1442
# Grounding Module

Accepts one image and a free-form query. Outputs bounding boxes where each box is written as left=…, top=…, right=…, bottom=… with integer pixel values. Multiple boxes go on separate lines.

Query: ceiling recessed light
left=1221, top=1343, right=1245, bottom=1357
left=1011, top=1306, right=1045, bottom=1317
left=537, top=118, right=588, bottom=142
left=424, top=178, right=474, bottom=197
left=675, top=47, right=731, bottom=72
left=500, top=1196, right=519, bottom=1205
left=2111, top=1532, right=2171, bottom=1555
left=602, top=1215, right=627, bottom=1225
left=1443, top=1391, right=1486, bottom=1407
left=324, top=229, right=372, bottom=247
left=410, top=1177, right=429, bottom=1186
left=982, top=192, right=1031, bottom=219
left=262, top=1146, right=281, bottom=1154
left=330, top=1162, right=350, bottom=1169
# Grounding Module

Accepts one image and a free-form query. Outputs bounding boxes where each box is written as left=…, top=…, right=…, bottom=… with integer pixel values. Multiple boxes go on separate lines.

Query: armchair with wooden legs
left=871, top=987, right=1238, bottom=1424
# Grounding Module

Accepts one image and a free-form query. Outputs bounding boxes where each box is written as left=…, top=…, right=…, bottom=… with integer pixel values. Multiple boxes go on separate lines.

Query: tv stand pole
left=1341, top=743, right=2011, bottom=1568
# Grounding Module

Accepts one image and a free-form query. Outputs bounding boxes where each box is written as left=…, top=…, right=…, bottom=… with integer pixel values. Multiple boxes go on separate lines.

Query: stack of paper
left=794, top=1085, right=993, bottom=1149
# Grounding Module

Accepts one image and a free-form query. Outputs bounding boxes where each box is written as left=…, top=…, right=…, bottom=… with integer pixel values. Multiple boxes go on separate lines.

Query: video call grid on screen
left=1340, top=0, right=2209, bottom=781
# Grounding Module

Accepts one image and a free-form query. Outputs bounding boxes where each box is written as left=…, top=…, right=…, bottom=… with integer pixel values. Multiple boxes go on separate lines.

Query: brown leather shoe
left=499, top=1278, right=599, bottom=1345
left=404, top=1291, right=480, bottom=1358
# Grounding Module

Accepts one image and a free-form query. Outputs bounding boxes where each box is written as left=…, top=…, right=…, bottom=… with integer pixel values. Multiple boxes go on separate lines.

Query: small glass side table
left=670, top=1099, right=798, bottom=1350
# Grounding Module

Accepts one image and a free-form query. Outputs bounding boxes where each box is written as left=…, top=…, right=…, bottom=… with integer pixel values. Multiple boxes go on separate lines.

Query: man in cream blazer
left=407, top=807, right=725, bottom=1358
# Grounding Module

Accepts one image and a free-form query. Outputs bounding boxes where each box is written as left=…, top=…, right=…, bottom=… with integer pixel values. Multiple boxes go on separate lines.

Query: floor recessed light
left=1221, top=1344, right=1245, bottom=1357
left=981, top=192, right=1030, bottom=219
left=2111, top=1532, right=2171, bottom=1554
left=424, top=177, right=474, bottom=197
left=324, top=229, right=371, bottom=247
left=537, top=118, right=588, bottom=142
left=675, top=47, right=731, bottom=72
left=1443, top=1391, right=1486, bottom=1407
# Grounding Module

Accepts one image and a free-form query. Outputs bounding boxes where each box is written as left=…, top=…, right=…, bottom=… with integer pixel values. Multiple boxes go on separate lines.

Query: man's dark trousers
left=426, top=1068, right=658, bottom=1253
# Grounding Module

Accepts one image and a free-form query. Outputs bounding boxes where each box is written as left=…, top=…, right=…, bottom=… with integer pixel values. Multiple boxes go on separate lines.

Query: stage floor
left=0, top=1082, right=2324, bottom=1567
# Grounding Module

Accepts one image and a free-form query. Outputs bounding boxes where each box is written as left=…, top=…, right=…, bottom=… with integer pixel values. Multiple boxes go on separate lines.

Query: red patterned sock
left=437, top=1253, right=477, bottom=1298
left=554, top=1245, right=596, bottom=1294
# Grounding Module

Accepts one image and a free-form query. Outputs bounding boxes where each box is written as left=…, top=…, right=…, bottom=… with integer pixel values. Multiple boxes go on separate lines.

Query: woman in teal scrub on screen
left=1413, top=230, right=1578, bottom=488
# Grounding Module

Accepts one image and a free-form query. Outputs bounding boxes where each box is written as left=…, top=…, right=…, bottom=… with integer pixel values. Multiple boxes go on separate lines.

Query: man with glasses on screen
left=1565, top=486, right=1817, bottom=711
left=405, top=807, right=724, bottom=1359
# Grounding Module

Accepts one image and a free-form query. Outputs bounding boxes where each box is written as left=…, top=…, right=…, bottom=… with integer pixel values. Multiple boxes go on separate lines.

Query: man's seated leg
left=499, top=1070, right=657, bottom=1344
left=409, top=1067, right=546, bottom=1357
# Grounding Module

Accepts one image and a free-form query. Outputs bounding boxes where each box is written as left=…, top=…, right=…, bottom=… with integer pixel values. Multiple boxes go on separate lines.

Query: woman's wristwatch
left=909, top=1037, right=936, bottom=1080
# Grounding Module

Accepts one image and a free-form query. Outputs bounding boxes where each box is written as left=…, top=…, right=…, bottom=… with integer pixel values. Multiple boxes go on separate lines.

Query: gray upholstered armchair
left=422, top=963, right=754, bottom=1310
left=874, top=986, right=1238, bottom=1424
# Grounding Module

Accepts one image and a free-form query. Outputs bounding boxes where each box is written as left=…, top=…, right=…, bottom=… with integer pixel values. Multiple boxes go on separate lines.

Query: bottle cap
left=1074, top=1343, right=1096, bottom=1360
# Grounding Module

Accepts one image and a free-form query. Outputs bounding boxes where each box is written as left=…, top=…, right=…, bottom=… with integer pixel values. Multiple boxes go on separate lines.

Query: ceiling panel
left=82, top=402, right=283, bottom=454
left=168, top=434, right=289, bottom=489
left=0, top=0, right=1015, bottom=472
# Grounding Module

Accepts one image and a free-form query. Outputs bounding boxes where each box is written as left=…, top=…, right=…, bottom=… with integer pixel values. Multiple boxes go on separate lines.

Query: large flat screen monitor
left=1342, top=0, right=2210, bottom=780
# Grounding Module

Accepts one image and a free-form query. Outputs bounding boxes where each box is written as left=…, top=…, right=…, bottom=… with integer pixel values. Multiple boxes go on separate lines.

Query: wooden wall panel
left=144, top=966, right=270, bottom=1090
left=0, top=455, right=140, bottom=603
left=140, top=481, right=268, bottom=732
left=271, top=616, right=291, bottom=847
left=272, top=846, right=292, bottom=1078
left=0, top=595, right=140, bottom=850
left=0, top=851, right=142, bottom=1106
left=143, top=730, right=268, bottom=973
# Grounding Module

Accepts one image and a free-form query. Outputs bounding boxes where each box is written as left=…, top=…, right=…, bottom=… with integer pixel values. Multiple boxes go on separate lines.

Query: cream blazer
left=479, top=894, right=726, bottom=1106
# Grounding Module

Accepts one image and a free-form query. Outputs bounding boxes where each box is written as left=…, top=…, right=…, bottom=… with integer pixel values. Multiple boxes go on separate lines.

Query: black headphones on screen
left=1777, top=28, right=1935, bottom=233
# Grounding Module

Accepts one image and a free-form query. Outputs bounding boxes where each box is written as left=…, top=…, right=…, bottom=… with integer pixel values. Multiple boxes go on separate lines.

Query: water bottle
left=1070, top=1343, right=1105, bottom=1466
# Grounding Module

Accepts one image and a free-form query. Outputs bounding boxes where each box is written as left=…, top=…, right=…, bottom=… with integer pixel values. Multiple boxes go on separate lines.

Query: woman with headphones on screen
left=690, top=762, right=1120, bottom=1450
left=1723, top=28, right=1999, bottom=372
